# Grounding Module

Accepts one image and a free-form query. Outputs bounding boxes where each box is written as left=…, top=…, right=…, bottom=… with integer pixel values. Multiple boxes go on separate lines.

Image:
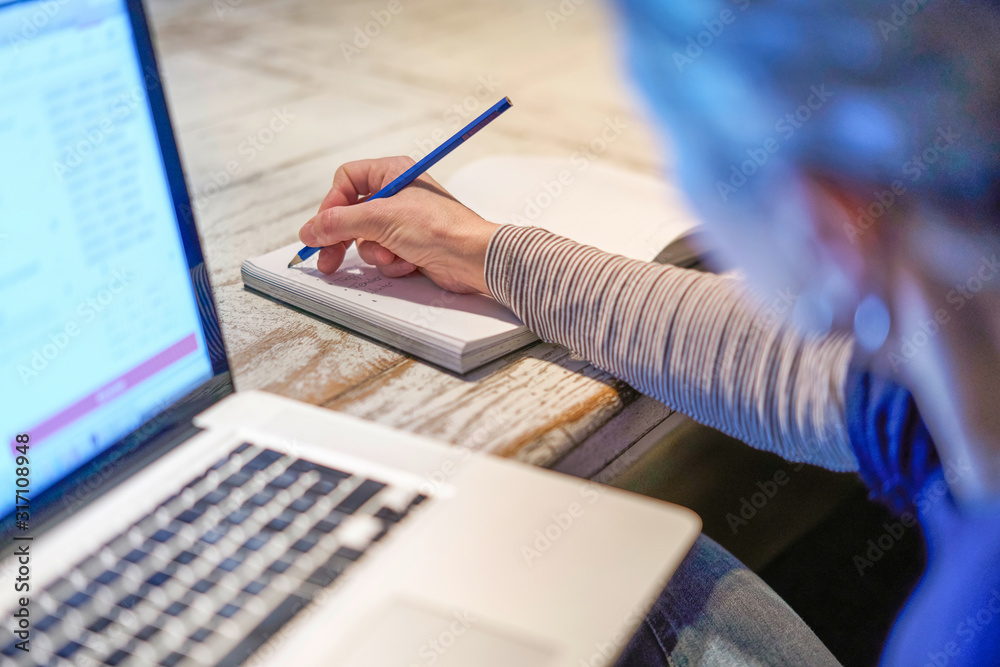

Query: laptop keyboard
left=1, top=443, right=426, bottom=667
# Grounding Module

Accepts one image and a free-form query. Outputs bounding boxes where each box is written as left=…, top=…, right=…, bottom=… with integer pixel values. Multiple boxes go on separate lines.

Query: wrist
left=462, top=220, right=500, bottom=294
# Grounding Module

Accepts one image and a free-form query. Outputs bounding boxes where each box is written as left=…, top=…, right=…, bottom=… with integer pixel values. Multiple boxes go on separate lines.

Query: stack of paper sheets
left=242, top=242, right=534, bottom=373
left=241, top=156, right=701, bottom=373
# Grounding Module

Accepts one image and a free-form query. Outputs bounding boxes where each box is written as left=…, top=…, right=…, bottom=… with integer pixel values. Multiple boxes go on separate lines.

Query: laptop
left=0, top=1, right=700, bottom=665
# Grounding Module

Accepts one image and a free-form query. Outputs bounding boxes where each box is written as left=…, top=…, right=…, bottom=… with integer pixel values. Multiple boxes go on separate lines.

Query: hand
left=299, top=156, right=500, bottom=294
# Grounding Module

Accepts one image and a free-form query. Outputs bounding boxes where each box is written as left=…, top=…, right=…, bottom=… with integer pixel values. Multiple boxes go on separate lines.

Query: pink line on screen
left=12, top=333, right=200, bottom=453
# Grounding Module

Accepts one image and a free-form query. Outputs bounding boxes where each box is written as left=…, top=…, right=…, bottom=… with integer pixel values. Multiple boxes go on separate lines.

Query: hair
left=614, top=0, right=1000, bottom=233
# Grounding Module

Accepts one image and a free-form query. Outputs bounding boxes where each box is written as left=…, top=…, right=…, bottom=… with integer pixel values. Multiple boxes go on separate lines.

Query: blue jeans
left=616, top=535, right=841, bottom=666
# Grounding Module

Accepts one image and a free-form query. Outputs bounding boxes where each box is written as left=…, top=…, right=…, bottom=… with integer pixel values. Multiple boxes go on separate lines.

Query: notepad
left=241, top=156, right=701, bottom=373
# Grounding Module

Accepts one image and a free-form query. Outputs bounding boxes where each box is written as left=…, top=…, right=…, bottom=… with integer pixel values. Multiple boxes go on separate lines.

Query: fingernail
left=300, top=221, right=317, bottom=246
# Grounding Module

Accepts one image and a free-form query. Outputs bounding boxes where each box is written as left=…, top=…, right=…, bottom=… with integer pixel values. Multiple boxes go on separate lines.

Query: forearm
left=485, top=225, right=858, bottom=471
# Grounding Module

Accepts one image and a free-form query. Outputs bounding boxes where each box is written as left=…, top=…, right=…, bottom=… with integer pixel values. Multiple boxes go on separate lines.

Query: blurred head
left=614, top=0, right=1000, bottom=352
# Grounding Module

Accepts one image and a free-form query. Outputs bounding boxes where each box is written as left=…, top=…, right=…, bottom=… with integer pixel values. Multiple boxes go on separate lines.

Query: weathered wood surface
left=147, top=0, right=676, bottom=471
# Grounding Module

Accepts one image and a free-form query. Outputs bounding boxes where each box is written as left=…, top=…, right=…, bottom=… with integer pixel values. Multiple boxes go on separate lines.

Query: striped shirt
left=485, top=225, right=859, bottom=472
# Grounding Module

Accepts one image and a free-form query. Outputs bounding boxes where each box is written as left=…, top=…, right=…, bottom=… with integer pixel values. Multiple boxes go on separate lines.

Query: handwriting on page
left=245, top=242, right=527, bottom=342
left=295, top=265, right=396, bottom=296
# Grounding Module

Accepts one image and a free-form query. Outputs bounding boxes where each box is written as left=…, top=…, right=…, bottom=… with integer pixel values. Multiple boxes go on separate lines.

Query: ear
left=800, top=173, right=896, bottom=304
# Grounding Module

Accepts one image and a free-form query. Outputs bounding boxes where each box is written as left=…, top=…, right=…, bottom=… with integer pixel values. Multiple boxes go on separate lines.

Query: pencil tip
left=287, top=255, right=302, bottom=268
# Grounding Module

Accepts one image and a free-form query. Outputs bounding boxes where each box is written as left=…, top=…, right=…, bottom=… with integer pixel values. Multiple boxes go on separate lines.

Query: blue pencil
left=288, top=96, right=513, bottom=268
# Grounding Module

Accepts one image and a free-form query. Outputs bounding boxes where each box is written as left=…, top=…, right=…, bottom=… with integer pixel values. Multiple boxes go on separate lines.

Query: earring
left=854, top=294, right=890, bottom=352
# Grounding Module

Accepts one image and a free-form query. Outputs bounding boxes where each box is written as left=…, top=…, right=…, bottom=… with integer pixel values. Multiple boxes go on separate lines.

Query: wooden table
left=148, top=0, right=680, bottom=478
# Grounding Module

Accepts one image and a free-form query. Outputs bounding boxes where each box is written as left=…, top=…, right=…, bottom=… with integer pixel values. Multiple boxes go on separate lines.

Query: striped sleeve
left=485, top=225, right=858, bottom=472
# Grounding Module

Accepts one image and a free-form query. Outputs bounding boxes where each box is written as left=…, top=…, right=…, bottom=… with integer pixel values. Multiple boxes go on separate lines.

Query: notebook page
left=444, top=155, right=699, bottom=262
left=245, top=242, right=525, bottom=346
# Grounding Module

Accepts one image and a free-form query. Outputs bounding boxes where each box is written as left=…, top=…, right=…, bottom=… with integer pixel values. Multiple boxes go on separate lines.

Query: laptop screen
left=0, top=0, right=223, bottom=519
